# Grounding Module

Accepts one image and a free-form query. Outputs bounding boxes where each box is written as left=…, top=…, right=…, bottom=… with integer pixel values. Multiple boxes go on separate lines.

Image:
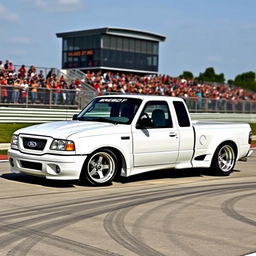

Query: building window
left=63, top=39, right=68, bottom=51
left=141, top=41, right=147, bottom=54
left=117, top=37, right=123, bottom=51
left=135, top=39, right=141, bottom=53
left=146, top=41, right=153, bottom=54
left=61, top=31, right=160, bottom=72
left=153, top=56, right=158, bottom=66
left=74, top=37, right=83, bottom=50
left=103, top=35, right=111, bottom=49
left=129, top=39, right=135, bottom=52
left=65, top=38, right=73, bottom=51
left=123, top=38, right=129, bottom=51
left=153, top=43, right=158, bottom=54
left=110, top=36, right=117, bottom=49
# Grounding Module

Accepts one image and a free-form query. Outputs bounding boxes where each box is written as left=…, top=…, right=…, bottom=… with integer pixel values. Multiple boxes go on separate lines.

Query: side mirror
left=72, top=114, right=78, bottom=120
left=136, top=118, right=152, bottom=129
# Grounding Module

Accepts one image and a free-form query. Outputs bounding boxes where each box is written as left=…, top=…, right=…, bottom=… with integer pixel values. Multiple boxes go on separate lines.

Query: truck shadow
left=1, top=168, right=240, bottom=187
left=117, top=168, right=240, bottom=184
left=1, top=173, right=75, bottom=188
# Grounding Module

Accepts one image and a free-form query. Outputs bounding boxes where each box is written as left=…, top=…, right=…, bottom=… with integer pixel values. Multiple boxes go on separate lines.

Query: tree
left=179, top=71, right=194, bottom=80
left=196, top=67, right=225, bottom=83
left=233, top=71, right=256, bottom=91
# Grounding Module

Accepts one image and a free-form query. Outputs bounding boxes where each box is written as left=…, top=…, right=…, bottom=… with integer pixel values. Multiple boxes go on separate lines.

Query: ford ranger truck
left=8, top=95, right=252, bottom=185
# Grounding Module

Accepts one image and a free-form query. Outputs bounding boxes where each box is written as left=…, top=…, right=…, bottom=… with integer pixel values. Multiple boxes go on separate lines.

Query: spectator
left=18, top=65, right=26, bottom=79
left=6, top=73, right=14, bottom=103
left=44, top=78, right=52, bottom=104
left=8, top=61, right=15, bottom=73
left=69, top=80, right=76, bottom=105
left=20, top=79, right=29, bottom=104
left=30, top=78, right=39, bottom=104
left=53, top=80, right=62, bottom=105
left=38, top=70, right=45, bottom=86
left=4, top=60, right=9, bottom=70
left=0, top=61, right=4, bottom=73
left=0, top=75, right=8, bottom=103
left=12, top=79, right=21, bottom=104
left=59, top=75, right=68, bottom=104
left=27, top=65, right=36, bottom=79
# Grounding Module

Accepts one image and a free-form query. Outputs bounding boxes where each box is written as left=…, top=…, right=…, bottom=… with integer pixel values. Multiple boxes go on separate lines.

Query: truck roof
left=96, top=94, right=184, bottom=102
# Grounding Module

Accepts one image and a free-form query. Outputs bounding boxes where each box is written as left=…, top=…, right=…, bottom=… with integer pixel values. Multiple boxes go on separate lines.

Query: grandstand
left=0, top=61, right=96, bottom=109
left=1, top=59, right=256, bottom=113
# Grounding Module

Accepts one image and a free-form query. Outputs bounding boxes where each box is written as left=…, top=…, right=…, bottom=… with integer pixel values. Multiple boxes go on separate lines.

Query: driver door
left=132, top=100, right=179, bottom=167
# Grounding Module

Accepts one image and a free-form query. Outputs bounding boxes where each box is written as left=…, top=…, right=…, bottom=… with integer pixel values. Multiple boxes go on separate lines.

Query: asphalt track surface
left=0, top=152, right=256, bottom=256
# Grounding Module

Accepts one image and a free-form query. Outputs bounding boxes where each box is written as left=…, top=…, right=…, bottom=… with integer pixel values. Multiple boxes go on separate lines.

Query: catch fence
left=1, top=86, right=256, bottom=113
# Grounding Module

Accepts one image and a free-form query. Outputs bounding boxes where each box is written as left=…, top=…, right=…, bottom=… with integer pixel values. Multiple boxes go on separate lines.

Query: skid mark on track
left=104, top=207, right=166, bottom=256
left=221, top=192, right=256, bottom=227
left=0, top=182, right=255, bottom=255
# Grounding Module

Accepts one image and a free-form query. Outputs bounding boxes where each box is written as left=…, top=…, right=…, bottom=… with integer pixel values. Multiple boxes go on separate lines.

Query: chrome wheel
left=87, top=151, right=116, bottom=184
left=217, top=145, right=235, bottom=173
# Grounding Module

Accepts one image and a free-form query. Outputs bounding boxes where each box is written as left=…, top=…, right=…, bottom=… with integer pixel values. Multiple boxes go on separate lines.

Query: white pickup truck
left=8, top=95, right=252, bottom=185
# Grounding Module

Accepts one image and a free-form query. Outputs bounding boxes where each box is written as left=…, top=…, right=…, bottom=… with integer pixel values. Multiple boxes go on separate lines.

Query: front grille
left=20, top=160, right=42, bottom=171
left=23, top=138, right=47, bottom=150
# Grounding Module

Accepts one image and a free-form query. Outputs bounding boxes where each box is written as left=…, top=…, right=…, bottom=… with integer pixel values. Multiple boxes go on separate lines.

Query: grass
left=0, top=150, right=7, bottom=155
left=250, top=123, right=256, bottom=136
left=0, top=123, right=36, bottom=143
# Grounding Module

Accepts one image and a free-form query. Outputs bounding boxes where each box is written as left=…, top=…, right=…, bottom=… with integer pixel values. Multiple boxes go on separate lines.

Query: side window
left=138, top=101, right=173, bottom=128
left=173, top=101, right=191, bottom=127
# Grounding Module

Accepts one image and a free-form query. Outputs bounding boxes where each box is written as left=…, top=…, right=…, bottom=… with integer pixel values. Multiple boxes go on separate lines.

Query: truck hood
left=16, top=121, right=130, bottom=139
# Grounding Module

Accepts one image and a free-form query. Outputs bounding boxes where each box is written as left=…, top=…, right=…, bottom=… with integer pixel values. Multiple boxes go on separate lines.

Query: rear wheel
left=211, top=142, right=236, bottom=176
left=81, top=149, right=118, bottom=185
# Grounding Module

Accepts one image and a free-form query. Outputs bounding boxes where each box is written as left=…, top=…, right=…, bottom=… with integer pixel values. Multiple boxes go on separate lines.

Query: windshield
left=77, top=97, right=142, bottom=124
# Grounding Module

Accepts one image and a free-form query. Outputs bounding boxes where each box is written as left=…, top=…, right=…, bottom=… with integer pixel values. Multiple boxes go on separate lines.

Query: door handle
left=169, top=132, right=177, bottom=137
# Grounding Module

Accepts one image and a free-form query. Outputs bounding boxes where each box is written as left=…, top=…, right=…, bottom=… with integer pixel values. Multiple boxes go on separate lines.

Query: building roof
left=56, top=27, right=166, bottom=42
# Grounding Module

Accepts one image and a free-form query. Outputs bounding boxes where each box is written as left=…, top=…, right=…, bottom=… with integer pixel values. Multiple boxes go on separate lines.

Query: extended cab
left=8, top=95, right=252, bottom=185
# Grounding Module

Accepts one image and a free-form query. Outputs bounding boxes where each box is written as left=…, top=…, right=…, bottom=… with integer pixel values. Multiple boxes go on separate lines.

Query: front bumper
left=8, top=149, right=87, bottom=180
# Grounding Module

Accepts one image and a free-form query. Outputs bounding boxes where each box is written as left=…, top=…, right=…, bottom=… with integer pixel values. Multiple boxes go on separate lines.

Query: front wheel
left=210, top=143, right=236, bottom=176
left=81, top=149, right=118, bottom=185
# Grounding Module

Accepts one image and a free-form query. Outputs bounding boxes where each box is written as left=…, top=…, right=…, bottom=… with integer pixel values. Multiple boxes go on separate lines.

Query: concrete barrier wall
left=0, top=107, right=79, bottom=123
left=1, top=107, right=256, bottom=123
left=191, top=113, right=256, bottom=123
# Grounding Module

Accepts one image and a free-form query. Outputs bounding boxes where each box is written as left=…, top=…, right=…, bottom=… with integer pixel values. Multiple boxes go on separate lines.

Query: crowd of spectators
left=1, top=59, right=256, bottom=108
left=0, top=60, right=82, bottom=105
left=84, top=71, right=256, bottom=102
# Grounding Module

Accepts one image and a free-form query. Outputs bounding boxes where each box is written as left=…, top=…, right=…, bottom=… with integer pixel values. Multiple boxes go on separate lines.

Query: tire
left=210, top=142, right=236, bottom=176
left=81, top=149, right=118, bottom=185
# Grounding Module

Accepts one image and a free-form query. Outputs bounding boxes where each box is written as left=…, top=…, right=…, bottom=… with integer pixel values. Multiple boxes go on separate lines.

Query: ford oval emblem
left=27, top=141, right=37, bottom=148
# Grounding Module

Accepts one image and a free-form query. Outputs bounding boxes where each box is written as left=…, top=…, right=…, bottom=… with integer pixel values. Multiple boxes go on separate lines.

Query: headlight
left=50, top=139, right=75, bottom=151
left=11, top=135, right=19, bottom=149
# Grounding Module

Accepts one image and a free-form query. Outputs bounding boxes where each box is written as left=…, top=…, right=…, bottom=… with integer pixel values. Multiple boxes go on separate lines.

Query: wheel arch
left=205, top=139, right=238, bottom=166
left=213, top=140, right=238, bottom=160
left=80, top=146, right=128, bottom=180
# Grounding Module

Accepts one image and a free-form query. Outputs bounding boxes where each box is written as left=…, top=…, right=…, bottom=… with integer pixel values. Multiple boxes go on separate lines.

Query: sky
left=0, top=0, right=255, bottom=81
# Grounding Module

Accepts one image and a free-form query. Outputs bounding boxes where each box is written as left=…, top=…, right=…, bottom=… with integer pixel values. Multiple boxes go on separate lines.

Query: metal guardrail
left=184, top=97, right=256, bottom=113
left=0, top=86, right=95, bottom=109
left=1, top=84, right=256, bottom=113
